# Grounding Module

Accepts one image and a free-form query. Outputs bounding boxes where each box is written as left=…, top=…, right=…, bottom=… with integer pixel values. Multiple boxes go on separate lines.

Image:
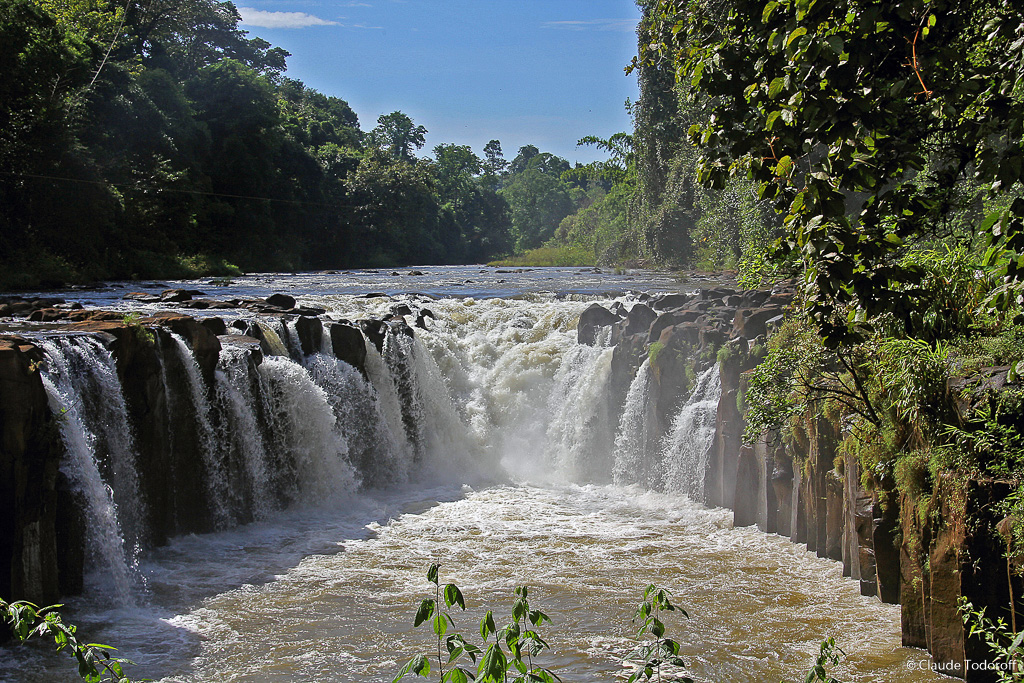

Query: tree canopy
left=637, top=0, right=1024, bottom=345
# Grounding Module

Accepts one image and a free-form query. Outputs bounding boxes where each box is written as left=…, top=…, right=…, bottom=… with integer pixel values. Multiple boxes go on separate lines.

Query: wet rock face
left=0, top=339, right=63, bottom=604
left=329, top=322, right=368, bottom=375
left=577, top=303, right=621, bottom=345
left=295, top=316, right=323, bottom=356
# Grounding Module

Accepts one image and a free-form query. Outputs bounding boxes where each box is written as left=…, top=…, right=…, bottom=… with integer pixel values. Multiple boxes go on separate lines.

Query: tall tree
left=370, top=111, right=427, bottom=162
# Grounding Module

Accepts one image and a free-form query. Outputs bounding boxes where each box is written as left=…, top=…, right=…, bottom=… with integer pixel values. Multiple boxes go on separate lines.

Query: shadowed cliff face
left=0, top=338, right=62, bottom=605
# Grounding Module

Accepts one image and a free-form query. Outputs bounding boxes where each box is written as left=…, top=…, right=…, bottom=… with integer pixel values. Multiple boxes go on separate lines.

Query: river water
left=1, top=268, right=945, bottom=682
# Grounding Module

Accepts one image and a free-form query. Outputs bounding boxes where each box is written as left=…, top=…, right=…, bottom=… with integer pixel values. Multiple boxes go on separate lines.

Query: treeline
left=0, top=0, right=639, bottom=289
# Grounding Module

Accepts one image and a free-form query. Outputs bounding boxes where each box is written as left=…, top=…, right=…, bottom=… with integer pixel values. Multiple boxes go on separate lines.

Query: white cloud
left=540, top=19, right=636, bottom=32
left=238, top=7, right=338, bottom=29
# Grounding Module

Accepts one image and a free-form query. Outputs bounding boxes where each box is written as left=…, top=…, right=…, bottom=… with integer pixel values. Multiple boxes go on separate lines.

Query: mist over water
left=1, top=270, right=943, bottom=683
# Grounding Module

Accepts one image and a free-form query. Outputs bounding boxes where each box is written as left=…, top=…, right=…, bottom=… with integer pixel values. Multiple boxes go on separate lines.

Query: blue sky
left=237, top=1, right=642, bottom=165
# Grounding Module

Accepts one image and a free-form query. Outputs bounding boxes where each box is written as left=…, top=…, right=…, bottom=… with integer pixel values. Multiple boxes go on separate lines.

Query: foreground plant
left=394, top=564, right=559, bottom=683
left=961, top=598, right=1024, bottom=682
left=625, top=584, right=691, bottom=683
left=1, top=598, right=135, bottom=682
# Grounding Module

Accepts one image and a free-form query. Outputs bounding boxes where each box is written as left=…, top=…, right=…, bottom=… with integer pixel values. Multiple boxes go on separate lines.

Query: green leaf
left=480, top=644, right=507, bottom=681
left=415, top=599, right=435, bottom=627
left=444, top=668, right=469, bottom=683
left=775, top=156, right=794, bottom=177
left=786, top=27, right=808, bottom=49
left=445, top=584, right=466, bottom=610
left=427, top=564, right=440, bottom=585
left=768, top=77, right=786, bottom=99
left=432, top=611, right=450, bottom=637
left=480, top=610, right=496, bottom=640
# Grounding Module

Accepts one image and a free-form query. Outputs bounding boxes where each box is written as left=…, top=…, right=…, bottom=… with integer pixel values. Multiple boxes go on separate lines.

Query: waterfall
left=612, top=359, right=655, bottom=487
left=214, top=346, right=276, bottom=522
left=304, top=352, right=411, bottom=488
left=408, top=335, right=488, bottom=481
left=17, top=293, right=740, bottom=608
left=38, top=338, right=140, bottom=602
left=257, top=356, right=357, bottom=503
left=544, top=344, right=615, bottom=482
left=381, top=329, right=426, bottom=461
left=661, top=365, right=722, bottom=500
left=171, top=333, right=232, bottom=527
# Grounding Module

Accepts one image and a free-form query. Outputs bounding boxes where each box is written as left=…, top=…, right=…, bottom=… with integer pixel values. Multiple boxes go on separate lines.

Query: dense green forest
left=4, top=0, right=1023, bottom=295
left=0, top=0, right=641, bottom=289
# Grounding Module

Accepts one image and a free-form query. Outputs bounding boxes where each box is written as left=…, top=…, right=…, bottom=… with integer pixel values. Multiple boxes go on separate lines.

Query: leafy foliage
left=641, top=0, right=1024, bottom=345
left=625, top=585, right=691, bottom=683
left=394, top=564, right=559, bottom=683
left=1, top=599, right=135, bottom=682
left=960, top=598, right=1024, bottom=682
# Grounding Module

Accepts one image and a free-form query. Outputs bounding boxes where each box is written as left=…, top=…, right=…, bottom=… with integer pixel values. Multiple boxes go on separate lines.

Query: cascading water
left=172, top=333, right=232, bottom=527
left=303, top=352, right=410, bottom=489
left=544, top=344, right=615, bottom=482
left=662, top=365, right=722, bottom=500
left=37, top=338, right=141, bottom=602
left=257, top=356, right=357, bottom=503
left=213, top=345, right=276, bottom=522
left=612, top=359, right=655, bottom=487
left=3, top=276, right=942, bottom=683
left=381, top=329, right=426, bottom=461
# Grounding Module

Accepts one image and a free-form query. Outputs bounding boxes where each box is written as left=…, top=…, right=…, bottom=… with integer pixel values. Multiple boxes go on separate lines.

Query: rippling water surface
left=3, top=484, right=942, bottom=683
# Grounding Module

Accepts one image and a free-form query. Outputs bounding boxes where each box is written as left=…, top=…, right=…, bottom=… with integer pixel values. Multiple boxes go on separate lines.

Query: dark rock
left=329, top=323, right=368, bottom=374
left=415, top=309, right=436, bottom=330
left=201, top=318, right=228, bottom=336
left=0, top=338, right=63, bottom=604
left=160, top=289, right=195, bottom=302
left=65, top=310, right=126, bottom=322
left=409, top=270, right=424, bottom=276
left=27, top=308, right=66, bottom=322
left=699, top=287, right=737, bottom=300
left=266, top=293, right=296, bottom=310
left=123, top=292, right=161, bottom=302
left=360, top=319, right=388, bottom=353
left=652, top=293, right=692, bottom=310
left=741, top=290, right=772, bottom=308
left=391, top=304, right=413, bottom=317
left=294, top=316, right=323, bottom=356
left=623, top=303, right=657, bottom=337
left=648, top=312, right=686, bottom=344
left=578, top=304, right=620, bottom=345
left=733, top=307, right=783, bottom=340
left=292, top=306, right=326, bottom=316
left=361, top=292, right=388, bottom=298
